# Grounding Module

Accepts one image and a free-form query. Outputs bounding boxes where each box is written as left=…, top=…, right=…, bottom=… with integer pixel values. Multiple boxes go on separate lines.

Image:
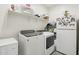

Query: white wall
left=0, top=5, right=8, bottom=33
left=48, top=4, right=79, bottom=23
left=31, top=4, right=48, bottom=15
left=2, top=4, right=79, bottom=38
left=0, top=4, right=48, bottom=38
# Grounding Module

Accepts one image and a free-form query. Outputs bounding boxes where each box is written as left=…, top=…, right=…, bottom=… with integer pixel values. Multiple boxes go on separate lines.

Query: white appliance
left=56, top=15, right=77, bottom=55
left=43, top=32, right=55, bottom=55
left=0, top=38, right=18, bottom=55
left=18, top=30, right=45, bottom=55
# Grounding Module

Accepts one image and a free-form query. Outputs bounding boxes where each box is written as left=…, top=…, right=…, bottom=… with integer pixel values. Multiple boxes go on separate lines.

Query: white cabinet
left=56, top=30, right=76, bottom=55
left=0, top=38, right=18, bottom=55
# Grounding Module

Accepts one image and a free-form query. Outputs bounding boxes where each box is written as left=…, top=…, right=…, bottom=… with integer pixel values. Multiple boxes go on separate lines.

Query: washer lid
left=23, top=32, right=42, bottom=37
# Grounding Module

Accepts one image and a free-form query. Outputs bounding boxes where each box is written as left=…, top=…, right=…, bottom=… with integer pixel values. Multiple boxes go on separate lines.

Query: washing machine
left=18, top=30, right=45, bottom=55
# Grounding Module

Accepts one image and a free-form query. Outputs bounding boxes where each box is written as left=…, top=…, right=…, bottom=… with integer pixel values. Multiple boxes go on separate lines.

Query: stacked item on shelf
left=56, top=11, right=76, bottom=27
left=9, top=4, right=34, bottom=14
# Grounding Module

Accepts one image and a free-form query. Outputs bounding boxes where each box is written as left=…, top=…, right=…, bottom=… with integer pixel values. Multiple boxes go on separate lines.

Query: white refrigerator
left=56, top=16, right=77, bottom=55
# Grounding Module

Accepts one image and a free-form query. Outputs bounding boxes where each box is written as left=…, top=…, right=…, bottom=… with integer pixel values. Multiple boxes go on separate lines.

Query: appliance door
left=56, top=29, right=76, bottom=55
left=46, top=36, right=54, bottom=49
left=45, top=36, right=55, bottom=55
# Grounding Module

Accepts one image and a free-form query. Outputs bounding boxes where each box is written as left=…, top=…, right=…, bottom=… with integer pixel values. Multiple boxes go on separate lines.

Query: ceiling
left=42, top=4, right=57, bottom=9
